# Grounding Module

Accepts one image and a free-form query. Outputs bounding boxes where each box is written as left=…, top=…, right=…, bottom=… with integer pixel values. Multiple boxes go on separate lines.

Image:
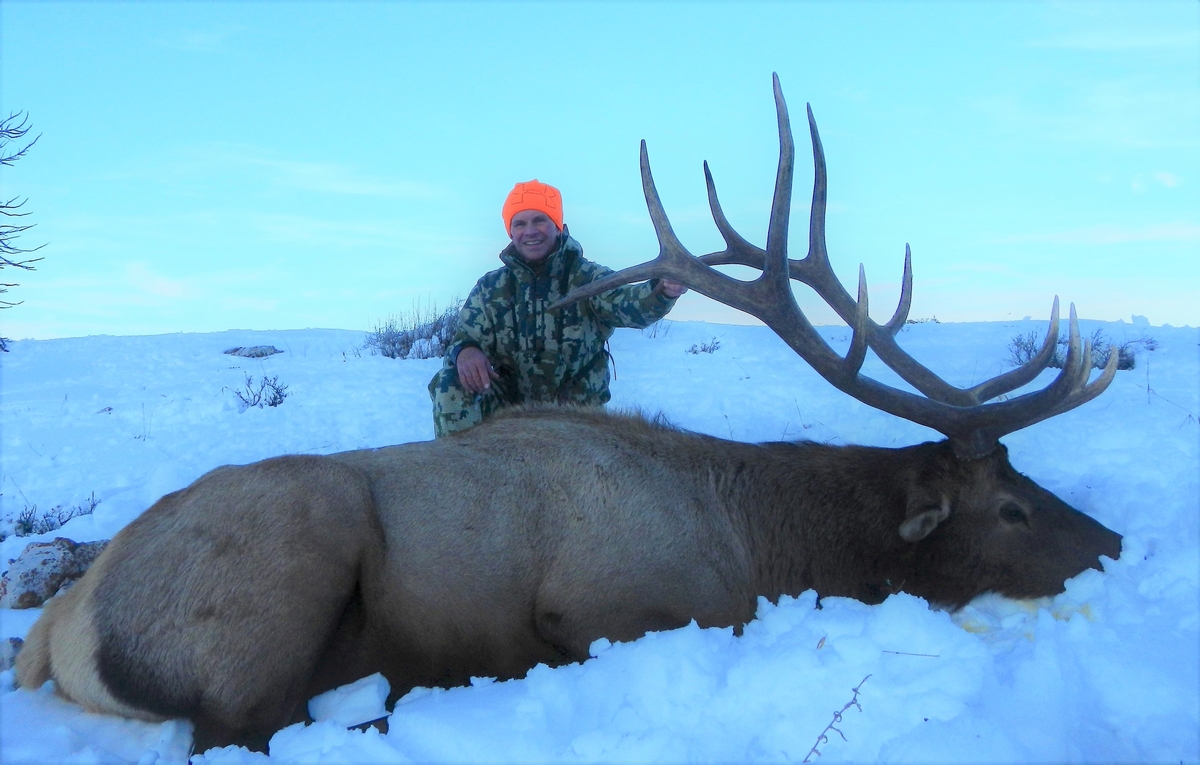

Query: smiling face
left=508, top=209, right=561, bottom=262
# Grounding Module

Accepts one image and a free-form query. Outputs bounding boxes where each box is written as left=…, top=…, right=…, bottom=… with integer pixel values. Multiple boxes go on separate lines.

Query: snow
left=307, top=674, right=391, bottom=730
left=0, top=318, right=1196, bottom=763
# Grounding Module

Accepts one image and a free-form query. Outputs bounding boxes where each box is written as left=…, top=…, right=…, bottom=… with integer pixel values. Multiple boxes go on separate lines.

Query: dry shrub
left=365, top=300, right=462, bottom=360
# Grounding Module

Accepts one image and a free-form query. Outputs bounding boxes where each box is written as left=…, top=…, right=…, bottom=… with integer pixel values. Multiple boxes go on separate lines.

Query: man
left=428, top=179, right=686, bottom=437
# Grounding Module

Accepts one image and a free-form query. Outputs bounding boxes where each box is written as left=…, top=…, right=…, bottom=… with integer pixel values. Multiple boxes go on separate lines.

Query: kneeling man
left=429, top=180, right=685, bottom=437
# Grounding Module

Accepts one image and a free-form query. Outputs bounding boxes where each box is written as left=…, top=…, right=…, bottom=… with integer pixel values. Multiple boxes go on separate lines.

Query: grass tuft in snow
left=365, top=299, right=461, bottom=360
left=5, top=492, right=100, bottom=540
left=642, top=319, right=672, bottom=339
left=686, top=338, right=721, bottom=355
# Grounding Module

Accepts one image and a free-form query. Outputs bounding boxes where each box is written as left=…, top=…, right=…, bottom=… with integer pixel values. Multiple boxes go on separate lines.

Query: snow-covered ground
left=0, top=317, right=1196, bottom=764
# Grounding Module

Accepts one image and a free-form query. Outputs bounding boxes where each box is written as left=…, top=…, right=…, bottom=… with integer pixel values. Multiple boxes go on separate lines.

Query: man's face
left=509, top=209, right=560, bottom=262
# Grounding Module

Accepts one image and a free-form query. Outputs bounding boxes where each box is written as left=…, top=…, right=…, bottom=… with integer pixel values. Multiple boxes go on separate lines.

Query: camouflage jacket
left=444, top=234, right=676, bottom=406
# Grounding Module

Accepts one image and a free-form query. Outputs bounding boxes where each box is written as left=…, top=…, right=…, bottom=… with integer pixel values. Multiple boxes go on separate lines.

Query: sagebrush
left=365, top=300, right=462, bottom=360
left=1007, top=328, right=1154, bottom=371
left=7, top=491, right=100, bottom=539
left=232, top=374, right=290, bottom=410
left=686, top=338, right=721, bottom=355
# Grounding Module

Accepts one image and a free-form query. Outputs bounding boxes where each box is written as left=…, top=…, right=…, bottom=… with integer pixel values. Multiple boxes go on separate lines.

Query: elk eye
left=999, top=502, right=1029, bottom=526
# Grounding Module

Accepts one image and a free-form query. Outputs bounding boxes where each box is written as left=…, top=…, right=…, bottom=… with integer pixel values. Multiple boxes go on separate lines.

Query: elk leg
left=301, top=580, right=390, bottom=703
left=84, top=456, right=382, bottom=752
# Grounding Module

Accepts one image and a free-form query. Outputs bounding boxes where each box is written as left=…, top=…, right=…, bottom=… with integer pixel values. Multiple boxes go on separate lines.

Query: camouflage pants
left=428, top=366, right=523, bottom=438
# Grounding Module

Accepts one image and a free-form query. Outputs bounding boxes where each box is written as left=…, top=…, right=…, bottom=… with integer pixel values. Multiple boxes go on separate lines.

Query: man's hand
left=658, top=279, right=688, bottom=299
left=456, top=346, right=501, bottom=394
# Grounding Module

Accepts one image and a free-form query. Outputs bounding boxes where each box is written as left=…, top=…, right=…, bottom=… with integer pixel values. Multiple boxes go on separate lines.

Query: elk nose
left=1099, top=527, right=1122, bottom=562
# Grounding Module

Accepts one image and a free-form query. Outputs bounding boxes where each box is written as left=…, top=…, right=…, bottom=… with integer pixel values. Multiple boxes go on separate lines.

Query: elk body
left=17, top=76, right=1122, bottom=751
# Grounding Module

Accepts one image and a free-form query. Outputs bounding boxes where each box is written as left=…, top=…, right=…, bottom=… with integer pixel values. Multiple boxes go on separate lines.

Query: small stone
left=0, top=637, right=22, bottom=673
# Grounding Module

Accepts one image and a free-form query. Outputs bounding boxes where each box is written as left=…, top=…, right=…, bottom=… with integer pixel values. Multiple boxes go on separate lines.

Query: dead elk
left=16, top=76, right=1122, bottom=752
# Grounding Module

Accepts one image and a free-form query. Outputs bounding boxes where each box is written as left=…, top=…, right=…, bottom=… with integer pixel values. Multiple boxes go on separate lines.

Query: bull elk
left=16, top=75, right=1121, bottom=752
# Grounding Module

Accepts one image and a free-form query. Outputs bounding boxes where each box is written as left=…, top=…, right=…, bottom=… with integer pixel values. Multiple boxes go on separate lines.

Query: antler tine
left=966, top=298, right=1061, bottom=404
left=697, top=161, right=769, bottom=267
left=764, top=73, right=795, bottom=292
left=639, top=139, right=689, bottom=263
left=882, top=246, right=914, bottom=335
left=1045, top=330, right=1119, bottom=419
left=546, top=260, right=662, bottom=311
left=550, top=137, right=797, bottom=318
left=690, top=77, right=799, bottom=278
left=548, top=141, right=714, bottom=311
left=802, top=102, right=831, bottom=273
left=1059, top=306, right=1100, bottom=398
left=842, top=265, right=870, bottom=380
left=951, top=304, right=1116, bottom=453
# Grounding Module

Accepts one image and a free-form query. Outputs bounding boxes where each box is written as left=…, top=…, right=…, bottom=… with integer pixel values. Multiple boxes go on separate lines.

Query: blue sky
left=1, top=1, right=1197, bottom=339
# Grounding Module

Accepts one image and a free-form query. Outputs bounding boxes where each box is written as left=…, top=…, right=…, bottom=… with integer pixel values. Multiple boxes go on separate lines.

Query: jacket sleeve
left=443, top=280, right=495, bottom=369
left=579, top=262, right=678, bottom=329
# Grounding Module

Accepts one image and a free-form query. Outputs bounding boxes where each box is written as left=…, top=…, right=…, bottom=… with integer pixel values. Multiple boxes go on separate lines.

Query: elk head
left=881, top=441, right=1122, bottom=608
left=552, top=74, right=1121, bottom=601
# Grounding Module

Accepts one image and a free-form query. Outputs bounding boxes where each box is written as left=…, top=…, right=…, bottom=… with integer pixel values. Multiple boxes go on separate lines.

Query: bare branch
left=0, top=112, right=43, bottom=338
left=803, top=675, right=871, bottom=762
left=0, top=112, right=41, bottom=167
left=1, top=195, right=34, bottom=217
left=1, top=218, right=47, bottom=263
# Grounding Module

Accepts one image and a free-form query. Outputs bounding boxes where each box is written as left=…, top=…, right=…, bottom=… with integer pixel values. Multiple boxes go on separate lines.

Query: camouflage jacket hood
left=444, top=233, right=675, bottom=406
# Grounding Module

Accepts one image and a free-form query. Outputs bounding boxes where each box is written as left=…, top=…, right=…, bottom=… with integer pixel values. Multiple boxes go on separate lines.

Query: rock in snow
left=224, top=346, right=284, bottom=358
left=0, top=538, right=109, bottom=609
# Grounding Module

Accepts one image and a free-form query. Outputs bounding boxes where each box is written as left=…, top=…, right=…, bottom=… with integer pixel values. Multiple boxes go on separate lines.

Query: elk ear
left=899, top=498, right=951, bottom=542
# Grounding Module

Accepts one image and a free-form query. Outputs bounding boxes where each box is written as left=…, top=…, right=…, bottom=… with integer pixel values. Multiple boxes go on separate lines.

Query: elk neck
left=700, top=438, right=946, bottom=605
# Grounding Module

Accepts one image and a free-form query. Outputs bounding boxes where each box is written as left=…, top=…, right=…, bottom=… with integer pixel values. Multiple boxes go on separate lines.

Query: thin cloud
left=249, top=213, right=486, bottom=251
left=156, top=25, right=251, bottom=54
left=250, top=214, right=409, bottom=248
left=1028, top=30, right=1200, bottom=52
left=1153, top=171, right=1182, bottom=188
left=243, top=157, right=440, bottom=198
left=995, top=223, right=1200, bottom=246
left=944, top=261, right=1016, bottom=276
left=25, top=260, right=294, bottom=321
left=973, top=90, right=1200, bottom=150
left=124, top=262, right=194, bottom=300
left=189, top=146, right=442, bottom=199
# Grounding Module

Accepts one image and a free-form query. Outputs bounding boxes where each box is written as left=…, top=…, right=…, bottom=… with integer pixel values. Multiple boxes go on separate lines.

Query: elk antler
left=550, top=73, right=1117, bottom=460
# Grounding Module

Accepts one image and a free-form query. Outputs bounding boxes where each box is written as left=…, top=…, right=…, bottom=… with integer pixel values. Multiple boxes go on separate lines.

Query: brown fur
left=15, top=406, right=1121, bottom=750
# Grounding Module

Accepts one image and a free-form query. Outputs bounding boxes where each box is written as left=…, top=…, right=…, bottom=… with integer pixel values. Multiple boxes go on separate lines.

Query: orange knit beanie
left=502, top=180, right=563, bottom=233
